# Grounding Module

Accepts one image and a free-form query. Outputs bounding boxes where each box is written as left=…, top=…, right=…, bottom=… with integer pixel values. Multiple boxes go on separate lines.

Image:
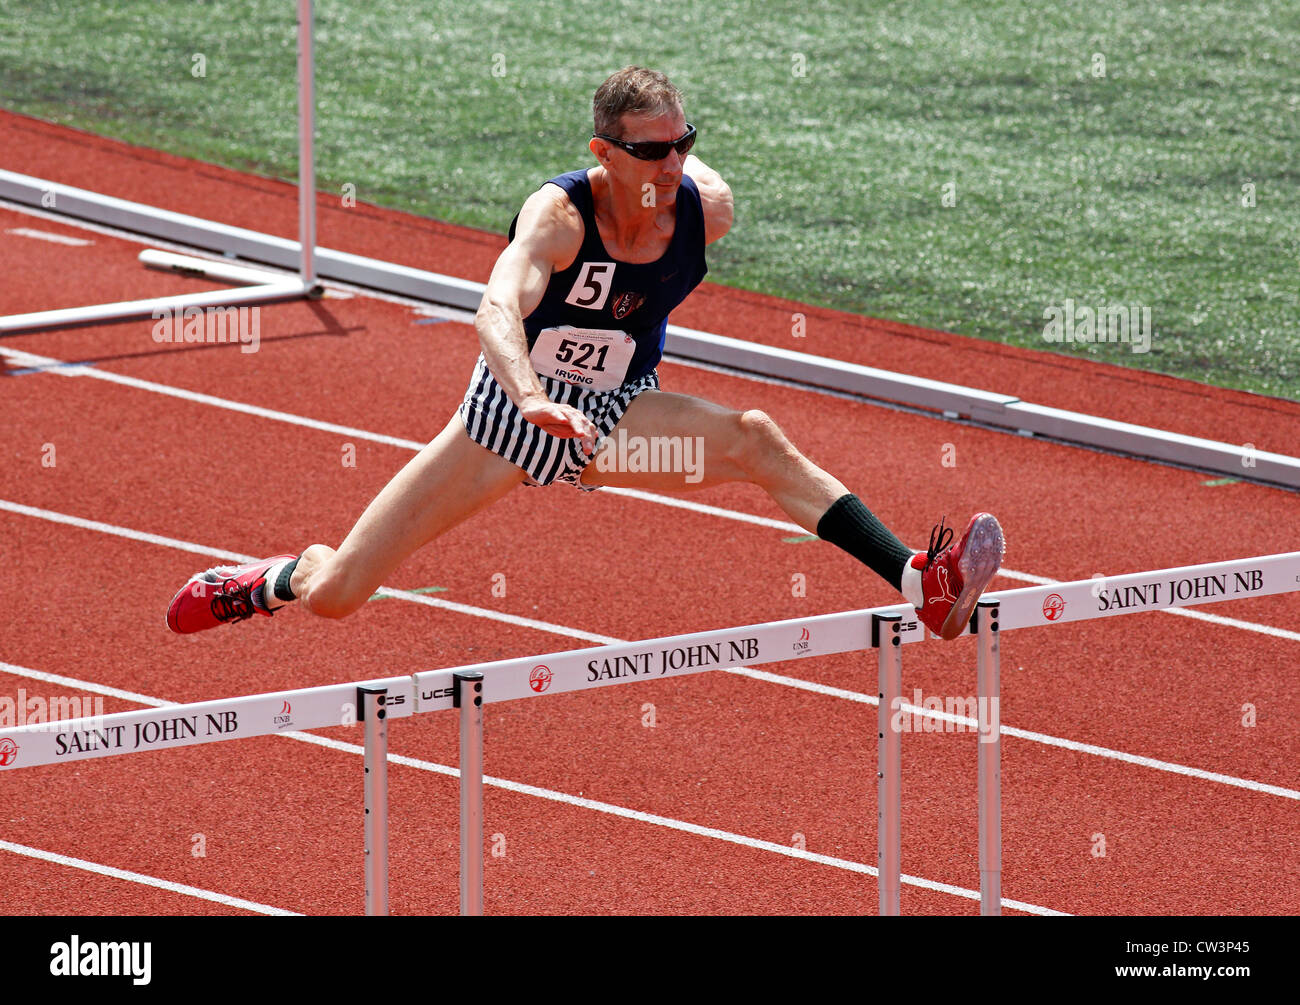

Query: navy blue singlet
left=507, top=168, right=708, bottom=383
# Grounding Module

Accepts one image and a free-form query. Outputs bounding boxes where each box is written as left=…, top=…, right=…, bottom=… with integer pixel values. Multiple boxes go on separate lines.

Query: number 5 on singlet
left=564, top=261, right=615, bottom=310
left=530, top=326, right=635, bottom=392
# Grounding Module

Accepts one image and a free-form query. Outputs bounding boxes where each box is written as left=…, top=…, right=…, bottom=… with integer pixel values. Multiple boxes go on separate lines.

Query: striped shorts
left=457, top=354, right=659, bottom=491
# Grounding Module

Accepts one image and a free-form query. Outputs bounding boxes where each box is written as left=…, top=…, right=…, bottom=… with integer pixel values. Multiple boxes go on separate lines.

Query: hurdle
left=0, top=0, right=322, bottom=337
left=2, top=550, right=1296, bottom=915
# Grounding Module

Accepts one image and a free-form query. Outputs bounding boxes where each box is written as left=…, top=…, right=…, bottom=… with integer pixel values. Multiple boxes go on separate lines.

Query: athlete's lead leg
left=294, top=416, right=527, bottom=618
left=166, top=416, right=527, bottom=632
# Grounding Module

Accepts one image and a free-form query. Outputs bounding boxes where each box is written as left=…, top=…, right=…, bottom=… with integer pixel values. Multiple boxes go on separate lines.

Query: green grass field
left=1, top=0, right=1296, bottom=399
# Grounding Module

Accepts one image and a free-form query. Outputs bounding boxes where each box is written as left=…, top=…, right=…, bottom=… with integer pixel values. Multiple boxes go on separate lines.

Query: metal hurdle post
left=455, top=671, right=485, bottom=916
left=975, top=600, right=1001, bottom=916
left=872, top=613, right=903, bottom=916
left=296, top=0, right=317, bottom=289
left=359, top=686, right=390, bottom=917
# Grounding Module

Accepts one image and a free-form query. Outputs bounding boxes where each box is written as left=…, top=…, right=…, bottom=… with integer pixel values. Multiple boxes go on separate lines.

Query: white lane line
left=0, top=498, right=256, bottom=564
left=598, top=485, right=810, bottom=533
left=372, top=586, right=618, bottom=644
left=1160, top=604, right=1300, bottom=642
left=1, top=343, right=1293, bottom=645
left=996, top=722, right=1300, bottom=799
left=5, top=227, right=93, bottom=246
left=0, top=347, right=426, bottom=450
left=2, top=498, right=1296, bottom=801
left=0, top=838, right=300, bottom=916
left=0, top=661, right=169, bottom=708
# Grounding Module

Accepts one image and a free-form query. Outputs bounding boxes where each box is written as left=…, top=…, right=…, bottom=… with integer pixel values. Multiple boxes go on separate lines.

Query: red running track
left=0, top=113, right=1297, bottom=915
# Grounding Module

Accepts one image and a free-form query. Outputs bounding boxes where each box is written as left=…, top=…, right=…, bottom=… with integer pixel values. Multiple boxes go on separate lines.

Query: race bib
left=530, top=326, right=636, bottom=392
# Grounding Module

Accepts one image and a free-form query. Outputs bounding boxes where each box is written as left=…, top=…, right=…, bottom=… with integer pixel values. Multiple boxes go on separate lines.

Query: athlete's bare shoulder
left=512, top=182, right=584, bottom=272
left=683, top=155, right=734, bottom=244
left=480, top=181, right=587, bottom=321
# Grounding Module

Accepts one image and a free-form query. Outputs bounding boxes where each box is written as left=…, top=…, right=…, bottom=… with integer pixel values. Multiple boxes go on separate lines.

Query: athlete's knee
left=299, top=565, right=369, bottom=620
left=727, top=408, right=786, bottom=471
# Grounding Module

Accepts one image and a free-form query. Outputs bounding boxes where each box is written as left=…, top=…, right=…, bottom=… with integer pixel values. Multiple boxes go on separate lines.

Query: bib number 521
left=530, top=326, right=634, bottom=392
left=555, top=338, right=610, bottom=372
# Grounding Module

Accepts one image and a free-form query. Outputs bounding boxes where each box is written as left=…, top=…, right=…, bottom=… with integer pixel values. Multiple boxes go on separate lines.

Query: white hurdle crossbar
left=1, top=551, right=1296, bottom=915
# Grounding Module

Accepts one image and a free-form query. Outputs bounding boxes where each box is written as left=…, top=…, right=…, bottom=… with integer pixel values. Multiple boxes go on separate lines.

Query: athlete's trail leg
left=579, top=390, right=848, bottom=530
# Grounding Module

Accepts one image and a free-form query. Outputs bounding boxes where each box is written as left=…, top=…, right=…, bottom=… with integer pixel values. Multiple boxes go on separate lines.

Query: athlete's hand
left=519, top=396, right=598, bottom=455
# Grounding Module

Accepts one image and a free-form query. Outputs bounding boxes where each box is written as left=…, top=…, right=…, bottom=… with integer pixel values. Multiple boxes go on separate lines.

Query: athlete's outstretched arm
left=684, top=154, right=734, bottom=244
left=474, top=186, right=598, bottom=450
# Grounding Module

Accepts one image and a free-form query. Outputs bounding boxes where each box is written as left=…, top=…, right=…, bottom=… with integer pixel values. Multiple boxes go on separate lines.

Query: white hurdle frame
left=975, top=599, right=1001, bottom=916
left=874, top=613, right=903, bottom=916
left=0, top=0, right=320, bottom=336
left=296, top=0, right=316, bottom=290
left=359, top=685, right=390, bottom=917
left=454, top=671, right=485, bottom=918
left=2, top=552, right=1296, bottom=915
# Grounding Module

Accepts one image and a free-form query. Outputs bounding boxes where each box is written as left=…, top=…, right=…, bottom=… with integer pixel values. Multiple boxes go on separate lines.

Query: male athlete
left=167, top=67, right=1005, bottom=640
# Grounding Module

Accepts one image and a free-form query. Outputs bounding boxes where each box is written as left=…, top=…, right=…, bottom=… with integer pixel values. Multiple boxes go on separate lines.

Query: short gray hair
left=593, top=66, right=683, bottom=137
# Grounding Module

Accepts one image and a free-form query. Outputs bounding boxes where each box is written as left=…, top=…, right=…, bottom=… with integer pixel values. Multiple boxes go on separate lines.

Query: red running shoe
left=166, top=554, right=297, bottom=634
left=909, top=514, right=1004, bottom=640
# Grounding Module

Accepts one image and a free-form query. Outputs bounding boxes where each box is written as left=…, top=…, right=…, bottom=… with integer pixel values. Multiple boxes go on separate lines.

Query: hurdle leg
left=873, top=613, right=903, bottom=916
left=976, top=601, right=1002, bottom=916
left=455, top=671, right=485, bottom=916
left=296, top=0, right=317, bottom=289
left=360, top=686, right=389, bottom=917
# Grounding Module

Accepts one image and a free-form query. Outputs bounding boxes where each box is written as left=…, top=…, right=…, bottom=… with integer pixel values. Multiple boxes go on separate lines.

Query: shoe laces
left=210, top=576, right=260, bottom=624
left=923, top=517, right=953, bottom=571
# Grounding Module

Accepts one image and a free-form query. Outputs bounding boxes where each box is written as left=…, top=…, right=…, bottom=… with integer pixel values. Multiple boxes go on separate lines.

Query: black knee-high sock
left=816, top=494, right=913, bottom=591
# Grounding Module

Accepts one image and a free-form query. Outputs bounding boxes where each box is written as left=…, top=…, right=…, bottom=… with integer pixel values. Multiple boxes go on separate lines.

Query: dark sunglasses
left=592, top=123, right=697, bottom=161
